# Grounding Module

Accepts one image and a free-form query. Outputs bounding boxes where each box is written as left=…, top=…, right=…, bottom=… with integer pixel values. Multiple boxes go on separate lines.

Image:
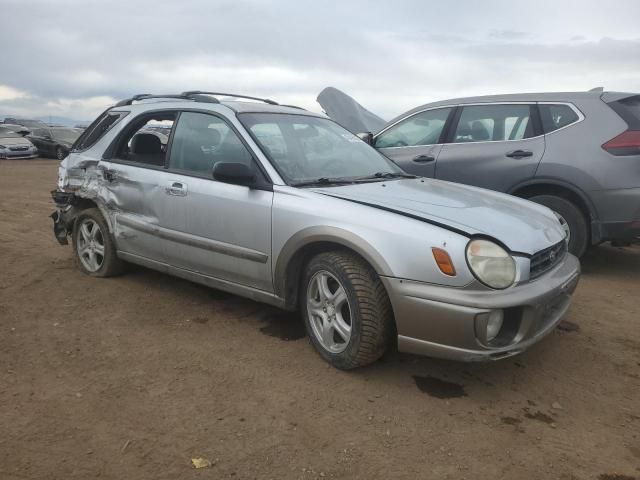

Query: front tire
left=527, top=194, right=588, bottom=257
left=72, top=208, right=123, bottom=277
left=300, top=250, right=394, bottom=369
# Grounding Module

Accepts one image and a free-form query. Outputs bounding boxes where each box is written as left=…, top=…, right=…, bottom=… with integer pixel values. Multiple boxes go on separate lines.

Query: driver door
left=161, top=111, right=274, bottom=292
left=373, top=107, right=453, bottom=177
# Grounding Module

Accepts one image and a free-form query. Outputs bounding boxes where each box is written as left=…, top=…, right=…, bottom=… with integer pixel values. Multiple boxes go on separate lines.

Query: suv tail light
left=602, top=130, right=640, bottom=156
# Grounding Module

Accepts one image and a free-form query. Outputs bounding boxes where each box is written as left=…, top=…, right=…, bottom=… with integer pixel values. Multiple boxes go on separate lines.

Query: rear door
left=373, top=107, right=454, bottom=177
left=435, top=103, right=544, bottom=192
left=101, top=111, right=179, bottom=263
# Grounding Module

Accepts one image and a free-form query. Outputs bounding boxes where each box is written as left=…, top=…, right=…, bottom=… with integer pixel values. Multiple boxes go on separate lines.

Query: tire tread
left=301, top=250, right=394, bottom=369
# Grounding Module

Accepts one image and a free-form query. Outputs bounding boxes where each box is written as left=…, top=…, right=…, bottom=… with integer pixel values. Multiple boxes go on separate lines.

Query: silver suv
left=52, top=92, right=580, bottom=369
left=319, top=89, right=640, bottom=257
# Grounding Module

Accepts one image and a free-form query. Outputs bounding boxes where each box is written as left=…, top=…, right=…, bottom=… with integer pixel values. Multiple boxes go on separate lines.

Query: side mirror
left=357, top=132, right=374, bottom=146
left=17, top=129, right=31, bottom=136
left=212, top=162, right=255, bottom=187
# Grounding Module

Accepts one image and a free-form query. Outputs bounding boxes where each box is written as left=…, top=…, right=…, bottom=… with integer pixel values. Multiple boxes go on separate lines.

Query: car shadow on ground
left=580, top=243, right=640, bottom=277
left=119, top=244, right=639, bottom=398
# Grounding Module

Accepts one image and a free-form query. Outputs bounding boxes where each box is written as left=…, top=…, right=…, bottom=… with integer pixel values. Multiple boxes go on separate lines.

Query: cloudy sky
left=1, top=0, right=639, bottom=121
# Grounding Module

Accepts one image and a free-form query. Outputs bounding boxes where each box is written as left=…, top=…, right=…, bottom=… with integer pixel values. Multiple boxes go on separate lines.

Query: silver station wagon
left=51, top=92, right=580, bottom=369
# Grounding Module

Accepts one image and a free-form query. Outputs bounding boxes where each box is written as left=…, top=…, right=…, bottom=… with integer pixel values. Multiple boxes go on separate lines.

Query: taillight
left=602, top=130, right=640, bottom=156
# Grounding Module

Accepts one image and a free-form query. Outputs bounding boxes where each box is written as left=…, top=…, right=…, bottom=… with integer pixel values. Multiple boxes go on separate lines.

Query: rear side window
left=73, top=111, right=126, bottom=151
left=375, top=108, right=452, bottom=148
left=113, top=112, right=176, bottom=167
left=608, top=95, right=640, bottom=129
left=539, top=104, right=580, bottom=133
left=453, top=104, right=534, bottom=142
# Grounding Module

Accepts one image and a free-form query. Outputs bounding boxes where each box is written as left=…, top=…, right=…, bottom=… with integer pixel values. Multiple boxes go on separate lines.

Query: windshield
left=238, top=113, right=404, bottom=185
left=0, top=127, right=20, bottom=139
left=15, top=119, right=44, bottom=128
left=52, top=128, right=81, bottom=143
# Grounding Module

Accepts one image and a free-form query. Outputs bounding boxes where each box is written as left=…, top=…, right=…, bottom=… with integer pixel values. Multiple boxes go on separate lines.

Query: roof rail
left=181, top=91, right=279, bottom=105
left=280, top=104, right=307, bottom=111
left=114, top=92, right=220, bottom=107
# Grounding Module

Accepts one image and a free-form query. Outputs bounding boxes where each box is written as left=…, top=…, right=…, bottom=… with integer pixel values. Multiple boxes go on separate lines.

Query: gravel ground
left=1, top=159, right=638, bottom=480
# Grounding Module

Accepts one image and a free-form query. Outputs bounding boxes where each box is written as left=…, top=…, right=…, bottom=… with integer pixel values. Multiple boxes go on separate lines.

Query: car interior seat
left=130, top=133, right=165, bottom=165
left=470, top=121, right=491, bottom=141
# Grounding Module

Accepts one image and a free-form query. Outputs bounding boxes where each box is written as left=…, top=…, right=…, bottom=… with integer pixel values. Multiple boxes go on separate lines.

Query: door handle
left=412, top=154, right=435, bottom=163
left=166, top=181, right=188, bottom=196
left=506, top=150, right=533, bottom=158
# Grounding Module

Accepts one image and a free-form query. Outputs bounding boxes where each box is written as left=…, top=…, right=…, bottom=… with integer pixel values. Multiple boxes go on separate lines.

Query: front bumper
left=50, top=190, right=78, bottom=245
left=0, top=150, right=38, bottom=160
left=382, top=253, right=580, bottom=361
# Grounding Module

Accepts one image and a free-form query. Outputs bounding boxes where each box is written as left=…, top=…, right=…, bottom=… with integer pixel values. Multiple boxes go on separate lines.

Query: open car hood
left=316, top=87, right=387, bottom=134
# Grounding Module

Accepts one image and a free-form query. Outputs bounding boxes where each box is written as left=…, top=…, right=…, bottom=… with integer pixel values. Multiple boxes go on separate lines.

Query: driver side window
left=169, top=112, right=255, bottom=176
left=375, top=108, right=452, bottom=148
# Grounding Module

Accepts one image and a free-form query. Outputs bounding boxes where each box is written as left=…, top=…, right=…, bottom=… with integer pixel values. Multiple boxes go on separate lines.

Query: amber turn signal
left=431, top=247, right=456, bottom=276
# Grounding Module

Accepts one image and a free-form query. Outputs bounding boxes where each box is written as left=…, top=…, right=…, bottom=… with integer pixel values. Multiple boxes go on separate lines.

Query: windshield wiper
left=291, top=177, right=356, bottom=188
left=292, top=172, right=417, bottom=188
left=352, top=172, right=418, bottom=182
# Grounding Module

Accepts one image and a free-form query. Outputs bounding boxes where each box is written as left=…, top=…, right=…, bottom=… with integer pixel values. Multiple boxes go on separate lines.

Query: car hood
left=0, top=136, right=34, bottom=147
left=317, top=87, right=387, bottom=134
left=311, top=178, right=565, bottom=255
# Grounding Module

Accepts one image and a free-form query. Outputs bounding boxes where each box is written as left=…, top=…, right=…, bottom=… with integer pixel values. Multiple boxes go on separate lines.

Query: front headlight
left=466, top=239, right=516, bottom=289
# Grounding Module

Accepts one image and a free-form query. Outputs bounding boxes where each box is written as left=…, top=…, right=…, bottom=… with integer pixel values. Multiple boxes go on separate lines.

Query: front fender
left=273, top=226, right=393, bottom=298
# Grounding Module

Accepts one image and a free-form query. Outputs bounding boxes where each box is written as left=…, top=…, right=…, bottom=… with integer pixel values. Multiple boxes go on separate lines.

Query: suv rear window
left=608, top=95, right=640, bottom=129
left=73, top=110, right=127, bottom=151
left=539, top=104, right=580, bottom=133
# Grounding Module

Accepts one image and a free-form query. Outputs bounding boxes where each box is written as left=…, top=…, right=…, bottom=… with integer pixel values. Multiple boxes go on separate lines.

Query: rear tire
left=72, top=208, right=124, bottom=277
left=527, top=194, right=588, bottom=257
left=300, top=250, right=394, bottom=369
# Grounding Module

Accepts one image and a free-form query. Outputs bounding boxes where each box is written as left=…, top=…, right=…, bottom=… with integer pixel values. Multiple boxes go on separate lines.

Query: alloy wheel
left=76, top=218, right=105, bottom=272
left=306, top=270, right=352, bottom=353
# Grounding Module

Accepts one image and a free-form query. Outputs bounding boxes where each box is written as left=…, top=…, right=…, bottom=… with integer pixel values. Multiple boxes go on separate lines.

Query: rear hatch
left=601, top=93, right=640, bottom=156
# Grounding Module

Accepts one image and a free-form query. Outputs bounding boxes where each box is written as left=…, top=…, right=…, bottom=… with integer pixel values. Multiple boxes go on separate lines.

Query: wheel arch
left=510, top=179, right=597, bottom=219
left=509, top=179, right=598, bottom=244
left=63, top=196, right=115, bottom=235
left=274, top=227, right=394, bottom=311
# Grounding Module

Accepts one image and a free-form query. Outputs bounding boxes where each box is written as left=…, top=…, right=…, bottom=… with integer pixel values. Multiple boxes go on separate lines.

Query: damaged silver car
left=52, top=92, right=580, bottom=369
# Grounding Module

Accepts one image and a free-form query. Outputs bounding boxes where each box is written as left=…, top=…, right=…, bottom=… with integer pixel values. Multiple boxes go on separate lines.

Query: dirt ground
left=0, top=159, right=638, bottom=480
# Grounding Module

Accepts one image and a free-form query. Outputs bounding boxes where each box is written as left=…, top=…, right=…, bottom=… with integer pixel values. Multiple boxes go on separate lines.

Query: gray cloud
left=1, top=0, right=639, bottom=120
left=489, top=30, right=529, bottom=40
